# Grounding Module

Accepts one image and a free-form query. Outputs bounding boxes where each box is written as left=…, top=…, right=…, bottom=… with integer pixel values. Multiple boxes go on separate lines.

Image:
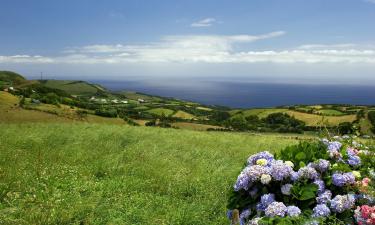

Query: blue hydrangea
left=286, top=206, right=301, bottom=217
left=290, top=171, right=299, bottom=181
left=314, top=159, right=330, bottom=172
left=234, top=165, right=271, bottom=191
left=332, top=172, right=355, bottom=187
left=247, top=151, right=274, bottom=166
left=265, top=202, right=287, bottom=217
left=297, top=166, right=319, bottom=180
left=313, top=179, right=325, bottom=193
left=316, top=190, right=332, bottom=204
left=330, top=194, right=356, bottom=213
left=256, top=193, right=275, bottom=211
left=312, top=204, right=331, bottom=217
left=270, top=160, right=293, bottom=181
left=327, top=141, right=342, bottom=152
left=240, top=208, right=251, bottom=220
left=281, top=184, right=293, bottom=195
left=347, top=155, right=361, bottom=166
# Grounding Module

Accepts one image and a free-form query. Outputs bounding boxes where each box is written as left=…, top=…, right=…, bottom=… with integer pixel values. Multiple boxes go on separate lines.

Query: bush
left=227, top=137, right=375, bottom=225
left=95, top=108, right=117, bottom=118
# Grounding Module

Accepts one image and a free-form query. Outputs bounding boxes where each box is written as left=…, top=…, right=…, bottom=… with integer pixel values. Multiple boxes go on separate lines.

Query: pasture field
left=286, top=111, right=356, bottom=126
left=0, top=123, right=298, bottom=225
left=172, top=110, right=196, bottom=120
left=146, top=108, right=175, bottom=116
left=42, top=80, right=99, bottom=95
left=317, top=109, right=345, bottom=116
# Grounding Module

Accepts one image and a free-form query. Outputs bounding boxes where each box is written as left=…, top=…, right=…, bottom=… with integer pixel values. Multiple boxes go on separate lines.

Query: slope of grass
left=286, top=111, right=356, bottom=126
left=0, top=71, right=26, bottom=85
left=173, top=110, right=196, bottom=120
left=147, top=107, right=174, bottom=116
left=317, top=109, right=345, bottom=116
left=42, top=80, right=99, bottom=95
left=0, top=123, right=297, bottom=225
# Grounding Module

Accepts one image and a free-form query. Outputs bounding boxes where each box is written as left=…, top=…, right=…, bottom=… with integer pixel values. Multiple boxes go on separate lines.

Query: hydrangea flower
left=270, top=160, right=293, bottom=181
left=313, top=179, right=325, bottom=193
left=281, top=184, right=293, bottom=195
left=265, top=202, right=287, bottom=217
left=260, top=174, right=272, bottom=185
left=297, top=166, right=319, bottom=180
left=312, top=204, right=331, bottom=217
left=256, top=193, right=275, bottom=211
left=314, top=159, right=330, bottom=172
left=286, top=206, right=301, bottom=217
left=247, top=151, right=274, bottom=166
left=247, top=217, right=262, bottom=225
left=290, top=171, right=299, bottom=182
left=256, top=158, right=268, bottom=166
left=316, top=190, right=332, bottom=204
left=285, top=161, right=294, bottom=168
left=332, top=172, right=355, bottom=187
left=234, top=165, right=271, bottom=191
left=347, top=155, right=361, bottom=166
left=240, top=208, right=251, bottom=220
left=330, top=194, right=356, bottom=213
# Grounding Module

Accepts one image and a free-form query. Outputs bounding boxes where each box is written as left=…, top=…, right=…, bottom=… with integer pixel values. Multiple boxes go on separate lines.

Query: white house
left=111, top=99, right=119, bottom=104
left=138, top=98, right=145, bottom=103
left=121, top=100, right=128, bottom=104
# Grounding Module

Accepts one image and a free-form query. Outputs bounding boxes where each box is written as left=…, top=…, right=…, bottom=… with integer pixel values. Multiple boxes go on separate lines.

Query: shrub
left=227, top=137, right=375, bottom=225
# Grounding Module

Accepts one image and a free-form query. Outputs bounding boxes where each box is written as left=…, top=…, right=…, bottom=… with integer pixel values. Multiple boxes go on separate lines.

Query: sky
left=0, top=0, right=375, bottom=84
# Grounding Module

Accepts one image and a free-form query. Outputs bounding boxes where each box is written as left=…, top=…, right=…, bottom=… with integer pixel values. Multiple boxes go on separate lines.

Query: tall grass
left=0, top=123, right=297, bottom=224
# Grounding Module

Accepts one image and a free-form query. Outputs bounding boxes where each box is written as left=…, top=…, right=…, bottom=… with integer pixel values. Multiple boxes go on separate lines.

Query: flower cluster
left=354, top=205, right=375, bottom=225
left=228, top=136, right=374, bottom=225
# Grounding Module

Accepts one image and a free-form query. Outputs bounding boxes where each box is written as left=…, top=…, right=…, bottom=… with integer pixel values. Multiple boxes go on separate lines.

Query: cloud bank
left=1, top=31, right=375, bottom=65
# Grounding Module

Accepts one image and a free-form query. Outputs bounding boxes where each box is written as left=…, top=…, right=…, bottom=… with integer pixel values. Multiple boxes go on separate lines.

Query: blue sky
left=1, top=0, right=375, bottom=84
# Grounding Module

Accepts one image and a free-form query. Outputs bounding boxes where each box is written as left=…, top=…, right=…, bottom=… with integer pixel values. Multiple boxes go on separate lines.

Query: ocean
left=91, top=79, right=375, bottom=108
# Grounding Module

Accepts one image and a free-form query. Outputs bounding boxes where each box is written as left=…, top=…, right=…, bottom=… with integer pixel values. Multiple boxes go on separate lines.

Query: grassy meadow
left=0, top=123, right=299, bottom=225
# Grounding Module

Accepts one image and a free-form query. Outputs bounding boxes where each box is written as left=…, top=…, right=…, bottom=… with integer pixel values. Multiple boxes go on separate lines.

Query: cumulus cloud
left=1, top=31, right=375, bottom=65
left=191, top=18, right=216, bottom=27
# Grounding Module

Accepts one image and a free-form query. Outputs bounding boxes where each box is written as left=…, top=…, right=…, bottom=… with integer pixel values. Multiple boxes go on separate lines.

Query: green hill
left=41, top=80, right=103, bottom=95
left=0, top=71, right=26, bottom=86
left=0, top=123, right=298, bottom=225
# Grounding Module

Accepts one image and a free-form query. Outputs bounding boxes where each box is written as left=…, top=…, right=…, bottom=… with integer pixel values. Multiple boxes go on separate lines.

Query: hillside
left=40, top=80, right=105, bottom=95
left=0, top=71, right=26, bottom=86
left=0, top=123, right=300, bottom=224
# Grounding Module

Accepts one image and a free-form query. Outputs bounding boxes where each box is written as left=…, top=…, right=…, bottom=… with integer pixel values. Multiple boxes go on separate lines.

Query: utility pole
left=40, top=72, right=43, bottom=81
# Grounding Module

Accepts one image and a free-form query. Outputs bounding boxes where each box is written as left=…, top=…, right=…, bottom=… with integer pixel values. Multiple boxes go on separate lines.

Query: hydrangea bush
left=227, top=136, right=375, bottom=225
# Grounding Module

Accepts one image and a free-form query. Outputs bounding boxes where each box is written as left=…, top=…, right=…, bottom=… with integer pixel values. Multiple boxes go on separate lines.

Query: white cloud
left=364, top=0, right=375, bottom=4
left=1, top=31, right=375, bottom=65
left=191, top=18, right=216, bottom=27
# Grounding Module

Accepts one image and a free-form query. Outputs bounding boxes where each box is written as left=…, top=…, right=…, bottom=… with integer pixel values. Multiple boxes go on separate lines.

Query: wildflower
left=312, top=204, right=331, bottom=217
left=260, top=174, right=272, bottom=185
left=332, top=172, right=355, bottom=187
left=316, top=190, right=332, bottom=204
left=286, top=206, right=301, bottom=217
left=265, top=202, right=287, bottom=217
left=330, top=194, right=356, bottom=213
left=281, top=184, right=293, bottom=195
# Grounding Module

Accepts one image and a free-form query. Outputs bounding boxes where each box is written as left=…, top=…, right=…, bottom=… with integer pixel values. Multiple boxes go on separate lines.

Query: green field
left=42, top=80, right=99, bottom=95
left=146, top=107, right=175, bottom=116
left=317, top=109, right=345, bottom=116
left=172, top=110, right=196, bottom=120
left=0, top=123, right=297, bottom=225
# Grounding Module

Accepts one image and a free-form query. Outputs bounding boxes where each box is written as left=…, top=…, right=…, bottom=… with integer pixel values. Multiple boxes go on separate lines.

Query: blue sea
left=92, top=79, right=375, bottom=108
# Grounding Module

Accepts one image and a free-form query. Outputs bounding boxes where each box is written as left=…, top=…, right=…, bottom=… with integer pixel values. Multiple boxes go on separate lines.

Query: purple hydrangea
left=256, top=193, right=275, bottom=211
left=247, top=151, right=274, bottom=166
left=330, top=194, right=356, bottom=213
left=347, top=155, right=361, bottom=166
left=281, top=184, right=293, bottom=195
left=234, top=165, right=271, bottom=191
left=297, top=166, right=319, bottom=180
left=265, top=202, right=287, bottom=217
left=286, top=206, right=301, bottom=217
left=270, top=160, right=293, bottom=181
left=327, top=141, right=342, bottom=152
left=240, top=208, right=251, bottom=220
left=316, top=190, right=332, bottom=204
left=314, top=159, right=330, bottom=172
left=313, top=179, right=325, bottom=193
left=332, top=172, right=355, bottom=187
left=312, top=204, right=331, bottom=217
left=290, top=171, right=299, bottom=181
